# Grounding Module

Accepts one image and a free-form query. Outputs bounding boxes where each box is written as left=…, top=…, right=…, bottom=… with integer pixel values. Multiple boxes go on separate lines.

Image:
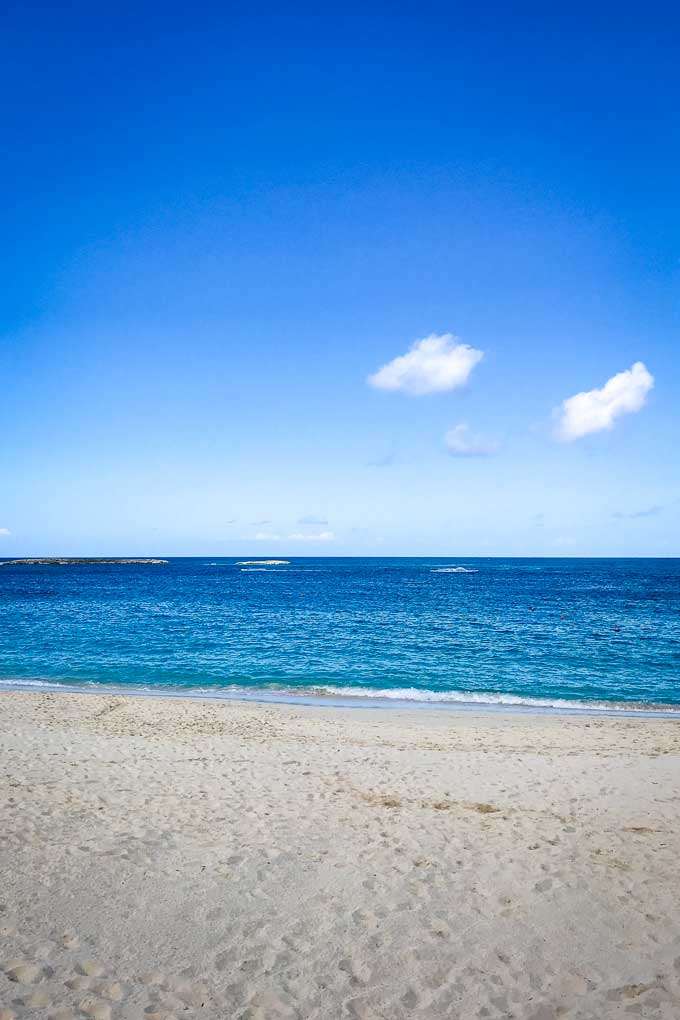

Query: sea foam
left=2, top=675, right=676, bottom=716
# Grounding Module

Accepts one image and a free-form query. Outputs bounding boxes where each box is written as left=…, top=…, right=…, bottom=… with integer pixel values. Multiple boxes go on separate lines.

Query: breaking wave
left=431, top=566, right=479, bottom=573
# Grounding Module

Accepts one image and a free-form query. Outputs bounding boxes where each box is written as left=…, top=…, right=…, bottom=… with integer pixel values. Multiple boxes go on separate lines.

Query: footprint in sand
left=2, top=960, right=43, bottom=984
left=66, top=975, right=92, bottom=991
left=25, top=989, right=51, bottom=1007
left=78, top=961, right=106, bottom=977
left=78, top=998, right=112, bottom=1020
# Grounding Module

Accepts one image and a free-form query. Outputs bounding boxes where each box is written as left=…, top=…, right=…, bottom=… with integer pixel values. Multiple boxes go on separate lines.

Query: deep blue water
left=1, top=557, right=679, bottom=710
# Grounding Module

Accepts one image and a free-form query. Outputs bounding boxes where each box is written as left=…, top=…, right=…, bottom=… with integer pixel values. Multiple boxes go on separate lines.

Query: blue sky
left=2, top=4, right=679, bottom=556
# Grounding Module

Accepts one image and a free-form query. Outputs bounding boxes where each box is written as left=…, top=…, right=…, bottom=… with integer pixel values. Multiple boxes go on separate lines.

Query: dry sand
left=1, top=691, right=680, bottom=1019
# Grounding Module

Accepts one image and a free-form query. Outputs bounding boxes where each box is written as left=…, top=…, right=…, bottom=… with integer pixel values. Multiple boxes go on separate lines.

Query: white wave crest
left=0, top=676, right=60, bottom=689
left=0, top=676, right=677, bottom=716
left=431, top=566, right=478, bottom=573
left=300, top=685, right=678, bottom=713
left=236, top=560, right=290, bottom=566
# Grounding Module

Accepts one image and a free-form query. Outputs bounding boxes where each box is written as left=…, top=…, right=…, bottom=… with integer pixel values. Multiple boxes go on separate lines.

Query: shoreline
left=2, top=675, right=680, bottom=719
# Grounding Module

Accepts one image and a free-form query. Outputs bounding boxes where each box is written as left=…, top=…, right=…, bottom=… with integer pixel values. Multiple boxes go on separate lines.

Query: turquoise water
left=1, top=557, right=679, bottom=710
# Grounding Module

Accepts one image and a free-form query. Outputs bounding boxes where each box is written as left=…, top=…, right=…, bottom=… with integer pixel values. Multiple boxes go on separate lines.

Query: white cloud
left=368, top=333, right=483, bottom=395
left=255, top=531, right=281, bottom=540
left=556, top=362, right=653, bottom=441
left=0, top=528, right=10, bottom=536
left=444, top=423, right=498, bottom=457
left=287, top=531, right=335, bottom=542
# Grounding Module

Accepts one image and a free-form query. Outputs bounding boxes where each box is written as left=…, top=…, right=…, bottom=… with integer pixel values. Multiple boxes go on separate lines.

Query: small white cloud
left=556, top=362, right=653, bottom=441
left=0, top=528, right=10, bottom=536
left=287, top=531, right=335, bottom=542
left=368, top=333, right=483, bottom=395
left=255, top=531, right=281, bottom=540
left=444, top=423, right=498, bottom=457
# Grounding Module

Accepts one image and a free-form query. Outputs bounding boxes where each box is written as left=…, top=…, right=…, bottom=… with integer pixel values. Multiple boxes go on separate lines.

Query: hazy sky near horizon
left=2, top=4, right=679, bottom=556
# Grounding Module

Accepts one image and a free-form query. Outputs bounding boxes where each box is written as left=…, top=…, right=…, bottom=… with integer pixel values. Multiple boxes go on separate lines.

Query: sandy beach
left=1, top=692, right=680, bottom=1019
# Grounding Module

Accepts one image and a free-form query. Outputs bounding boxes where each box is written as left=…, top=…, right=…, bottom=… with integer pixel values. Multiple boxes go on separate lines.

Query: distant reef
left=0, top=558, right=169, bottom=566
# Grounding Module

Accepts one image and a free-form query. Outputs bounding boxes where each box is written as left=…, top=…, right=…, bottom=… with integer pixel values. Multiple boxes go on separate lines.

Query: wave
left=1, top=675, right=677, bottom=716
left=431, top=566, right=478, bottom=573
left=236, top=563, right=289, bottom=571
left=0, top=676, right=69, bottom=689
left=300, top=684, right=679, bottom=714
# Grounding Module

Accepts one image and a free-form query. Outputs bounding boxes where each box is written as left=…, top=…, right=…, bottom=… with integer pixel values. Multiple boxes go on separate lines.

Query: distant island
left=0, top=558, right=169, bottom=566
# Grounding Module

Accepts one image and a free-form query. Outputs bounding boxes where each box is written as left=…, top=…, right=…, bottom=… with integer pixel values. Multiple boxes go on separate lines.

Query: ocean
left=1, top=557, right=679, bottom=712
